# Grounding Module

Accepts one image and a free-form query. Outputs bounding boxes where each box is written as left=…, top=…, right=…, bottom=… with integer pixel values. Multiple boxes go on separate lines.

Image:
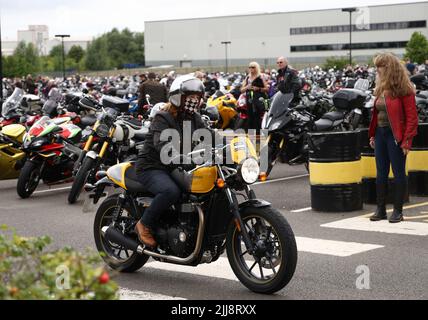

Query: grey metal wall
left=145, top=2, right=428, bottom=67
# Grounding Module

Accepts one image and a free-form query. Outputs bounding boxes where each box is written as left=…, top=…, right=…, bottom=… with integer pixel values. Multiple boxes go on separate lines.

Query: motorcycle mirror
left=145, top=94, right=151, bottom=100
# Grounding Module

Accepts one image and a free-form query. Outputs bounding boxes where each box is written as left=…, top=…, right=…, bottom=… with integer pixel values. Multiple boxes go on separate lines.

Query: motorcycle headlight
left=96, top=124, right=110, bottom=138
left=271, top=121, right=282, bottom=131
left=31, top=139, right=46, bottom=148
left=240, top=158, right=260, bottom=185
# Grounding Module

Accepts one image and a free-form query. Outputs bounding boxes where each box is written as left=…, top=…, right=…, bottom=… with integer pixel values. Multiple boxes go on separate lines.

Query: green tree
left=405, top=32, right=428, bottom=64
left=85, top=37, right=111, bottom=71
left=68, top=45, right=85, bottom=63
left=49, top=45, right=64, bottom=72
left=10, top=42, right=41, bottom=77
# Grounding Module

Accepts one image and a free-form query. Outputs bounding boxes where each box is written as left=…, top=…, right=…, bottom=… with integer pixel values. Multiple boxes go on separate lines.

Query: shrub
left=0, top=225, right=118, bottom=300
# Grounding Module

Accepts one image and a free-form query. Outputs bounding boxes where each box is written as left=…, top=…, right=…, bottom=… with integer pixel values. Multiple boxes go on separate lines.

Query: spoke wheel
left=226, top=207, right=297, bottom=294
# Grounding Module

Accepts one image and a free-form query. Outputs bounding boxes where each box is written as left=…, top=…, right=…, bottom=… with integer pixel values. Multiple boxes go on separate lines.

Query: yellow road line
left=361, top=201, right=428, bottom=218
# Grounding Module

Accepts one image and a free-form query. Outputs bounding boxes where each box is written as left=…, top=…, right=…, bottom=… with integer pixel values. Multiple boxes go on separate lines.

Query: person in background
left=276, top=56, right=301, bottom=104
left=240, top=61, right=269, bottom=130
left=369, top=52, right=418, bottom=223
left=139, top=73, right=148, bottom=84
left=24, top=74, right=36, bottom=95
left=138, top=72, right=168, bottom=108
left=405, top=58, right=417, bottom=76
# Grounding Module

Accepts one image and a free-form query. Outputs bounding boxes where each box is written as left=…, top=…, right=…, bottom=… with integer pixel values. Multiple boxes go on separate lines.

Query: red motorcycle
left=17, top=116, right=83, bottom=198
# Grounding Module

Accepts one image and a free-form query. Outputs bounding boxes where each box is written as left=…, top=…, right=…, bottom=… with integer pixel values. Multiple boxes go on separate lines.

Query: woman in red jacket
left=369, top=53, right=418, bottom=223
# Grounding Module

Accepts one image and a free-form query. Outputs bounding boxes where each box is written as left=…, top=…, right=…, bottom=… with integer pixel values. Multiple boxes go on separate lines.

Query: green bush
left=0, top=225, right=118, bottom=300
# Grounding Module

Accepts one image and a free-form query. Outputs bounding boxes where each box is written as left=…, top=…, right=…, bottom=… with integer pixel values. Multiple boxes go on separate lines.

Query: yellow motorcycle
left=0, top=124, right=27, bottom=180
left=87, top=135, right=297, bottom=294
left=203, top=91, right=238, bottom=130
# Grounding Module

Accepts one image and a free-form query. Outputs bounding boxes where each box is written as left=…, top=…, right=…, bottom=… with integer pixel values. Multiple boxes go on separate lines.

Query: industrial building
left=144, top=1, right=428, bottom=68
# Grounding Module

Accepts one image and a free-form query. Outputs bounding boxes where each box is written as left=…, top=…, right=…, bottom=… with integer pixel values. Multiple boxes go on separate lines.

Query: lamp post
left=342, top=7, right=357, bottom=66
left=221, top=41, right=231, bottom=74
left=55, top=34, right=70, bottom=80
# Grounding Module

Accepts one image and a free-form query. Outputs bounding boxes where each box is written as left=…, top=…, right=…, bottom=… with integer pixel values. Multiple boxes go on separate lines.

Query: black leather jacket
left=136, top=111, right=207, bottom=174
left=276, top=66, right=301, bottom=102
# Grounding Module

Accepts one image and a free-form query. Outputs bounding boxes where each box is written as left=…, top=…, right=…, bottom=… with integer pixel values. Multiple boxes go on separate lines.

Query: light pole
left=55, top=34, right=70, bottom=80
left=342, top=7, right=357, bottom=66
left=221, top=41, right=231, bottom=74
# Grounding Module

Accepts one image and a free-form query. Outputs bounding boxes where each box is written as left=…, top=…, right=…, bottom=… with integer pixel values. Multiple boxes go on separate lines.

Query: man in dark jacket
left=138, top=72, right=168, bottom=108
left=25, top=74, right=37, bottom=95
left=276, top=57, right=301, bottom=103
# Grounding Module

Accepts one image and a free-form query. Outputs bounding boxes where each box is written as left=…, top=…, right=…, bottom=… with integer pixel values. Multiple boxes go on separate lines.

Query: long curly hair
left=374, top=53, right=415, bottom=98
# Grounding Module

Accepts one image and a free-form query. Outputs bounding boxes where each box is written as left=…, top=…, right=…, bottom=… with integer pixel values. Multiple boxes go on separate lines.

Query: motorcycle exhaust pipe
left=101, top=226, right=144, bottom=254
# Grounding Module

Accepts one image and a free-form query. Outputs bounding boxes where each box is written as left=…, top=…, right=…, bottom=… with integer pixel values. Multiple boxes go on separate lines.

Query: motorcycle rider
left=135, top=75, right=207, bottom=248
left=276, top=57, right=301, bottom=104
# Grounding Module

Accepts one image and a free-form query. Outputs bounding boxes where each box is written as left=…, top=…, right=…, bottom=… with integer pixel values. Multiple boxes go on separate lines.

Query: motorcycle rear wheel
left=226, top=206, right=297, bottom=294
left=94, top=194, right=149, bottom=273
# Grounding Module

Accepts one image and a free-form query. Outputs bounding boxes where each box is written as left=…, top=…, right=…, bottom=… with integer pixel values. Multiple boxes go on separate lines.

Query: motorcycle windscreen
left=1, top=88, right=24, bottom=118
left=263, top=92, right=293, bottom=130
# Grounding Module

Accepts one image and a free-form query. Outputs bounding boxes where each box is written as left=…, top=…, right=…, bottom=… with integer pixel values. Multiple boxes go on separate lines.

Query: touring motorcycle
left=86, top=136, right=297, bottom=294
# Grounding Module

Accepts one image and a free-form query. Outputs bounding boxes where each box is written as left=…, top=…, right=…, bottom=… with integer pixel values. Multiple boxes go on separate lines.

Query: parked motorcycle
left=0, top=124, right=27, bottom=180
left=1, top=87, right=41, bottom=128
left=68, top=96, right=146, bottom=204
left=87, top=135, right=297, bottom=294
left=203, top=91, right=238, bottom=130
left=17, top=116, right=82, bottom=198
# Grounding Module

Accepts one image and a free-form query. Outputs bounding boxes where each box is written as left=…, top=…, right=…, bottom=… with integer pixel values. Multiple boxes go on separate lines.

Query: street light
left=342, top=7, right=357, bottom=66
left=55, top=34, right=70, bottom=80
left=221, top=41, right=231, bottom=74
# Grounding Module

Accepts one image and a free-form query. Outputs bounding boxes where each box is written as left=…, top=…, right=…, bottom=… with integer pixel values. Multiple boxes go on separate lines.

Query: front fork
left=217, top=165, right=256, bottom=254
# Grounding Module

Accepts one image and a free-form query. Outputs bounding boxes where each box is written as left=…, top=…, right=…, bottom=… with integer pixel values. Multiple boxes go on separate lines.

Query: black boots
left=389, top=183, right=406, bottom=223
left=370, top=183, right=387, bottom=221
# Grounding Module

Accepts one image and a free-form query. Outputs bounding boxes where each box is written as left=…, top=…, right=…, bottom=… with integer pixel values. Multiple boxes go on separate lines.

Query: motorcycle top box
left=333, top=89, right=367, bottom=111
left=102, top=96, right=129, bottom=113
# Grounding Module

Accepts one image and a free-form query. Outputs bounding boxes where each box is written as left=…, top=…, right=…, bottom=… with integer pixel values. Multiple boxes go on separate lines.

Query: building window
left=291, top=41, right=408, bottom=52
left=290, top=20, right=426, bottom=35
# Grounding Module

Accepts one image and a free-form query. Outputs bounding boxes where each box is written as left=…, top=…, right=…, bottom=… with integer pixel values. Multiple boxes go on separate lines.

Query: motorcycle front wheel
left=17, top=160, right=41, bottom=199
left=226, top=206, right=297, bottom=294
left=68, top=157, right=95, bottom=204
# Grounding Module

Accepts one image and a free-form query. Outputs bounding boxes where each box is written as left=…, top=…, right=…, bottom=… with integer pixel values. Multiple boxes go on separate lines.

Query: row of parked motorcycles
left=0, top=86, right=151, bottom=202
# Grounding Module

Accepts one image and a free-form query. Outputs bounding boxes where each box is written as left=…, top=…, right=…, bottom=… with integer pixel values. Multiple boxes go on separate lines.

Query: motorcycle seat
left=124, top=166, right=152, bottom=194
left=321, top=111, right=344, bottom=122
left=81, top=116, right=97, bottom=128
left=134, top=132, right=147, bottom=141
left=313, top=118, right=335, bottom=132
left=122, top=118, right=143, bottom=130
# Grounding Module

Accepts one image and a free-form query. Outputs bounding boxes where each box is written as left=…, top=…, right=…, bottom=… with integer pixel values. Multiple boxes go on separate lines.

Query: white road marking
left=254, top=174, right=309, bottom=185
left=291, top=207, right=312, bottom=213
left=33, top=186, right=72, bottom=194
left=119, top=287, right=186, bottom=300
left=321, top=217, right=428, bottom=236
left=142, top=237, right=383, bottom=281
left=295, top=237, right=384, bottom=257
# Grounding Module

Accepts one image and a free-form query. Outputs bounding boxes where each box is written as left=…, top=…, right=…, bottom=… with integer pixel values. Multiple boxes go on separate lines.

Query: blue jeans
left=375, top=127, right=407, bottom=185
left=137, top=169, right=181, bottom=229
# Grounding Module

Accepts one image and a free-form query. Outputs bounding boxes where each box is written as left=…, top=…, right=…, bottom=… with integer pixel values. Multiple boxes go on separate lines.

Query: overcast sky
left=0, top=0, right=426, bottom=40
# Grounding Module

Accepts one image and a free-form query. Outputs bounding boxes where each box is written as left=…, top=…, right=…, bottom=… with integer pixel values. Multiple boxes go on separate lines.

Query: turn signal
left=259, top=172, right=267, bottom=182
left=216, top=179, right=225, bottom=188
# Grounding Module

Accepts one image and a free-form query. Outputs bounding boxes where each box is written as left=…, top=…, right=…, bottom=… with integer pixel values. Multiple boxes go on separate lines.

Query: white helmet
left=169, top=75, right=205, bottom=107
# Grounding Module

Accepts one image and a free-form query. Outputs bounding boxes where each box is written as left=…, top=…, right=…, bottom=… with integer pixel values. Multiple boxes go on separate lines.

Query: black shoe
left=370, top=208, right=387, bottom=221
left=389, top=182, right=406, bottom=224
left=389, top=209, right=404, bottom=223
left=370, top=183, right=387, bottom=221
